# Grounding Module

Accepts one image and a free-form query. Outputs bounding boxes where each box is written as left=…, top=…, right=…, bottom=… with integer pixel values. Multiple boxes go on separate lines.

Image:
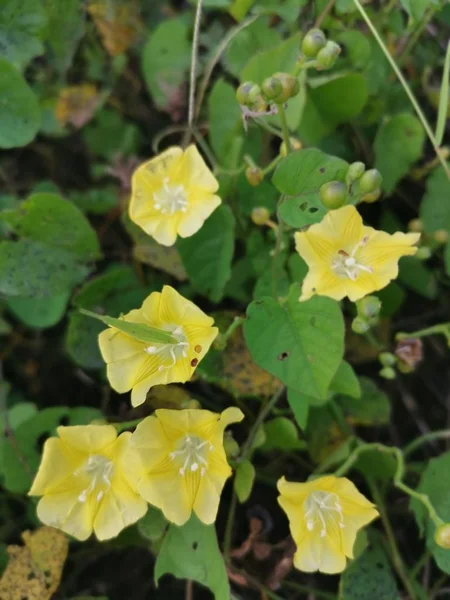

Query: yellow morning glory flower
left=295, top=205, right=420, bottom=302
left=131, top=407, right=244, bottom=526
left=29, top=425, right=147, bottom=541
left=278, top=475, right=379, bottom=574
left=98, top=285, right=218, bottom=407
left=129, top=145, right=221, bottom=246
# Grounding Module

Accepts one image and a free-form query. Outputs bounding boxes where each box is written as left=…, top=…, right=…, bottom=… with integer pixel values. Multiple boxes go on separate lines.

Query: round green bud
left=379, top=366, right=396, bottom=380
left=316, top=41, right=341, bottom=70
left=262, top=76, right=284, bottom=100
left=185, top=399, right=201, bottom=409
left=408, top=218, right=423, bottom=233
left=346, top=161, right=366, bottom=184
left=415, top=246, right=432, bottom=260
left=379, top=352, right=397, bottom=367
left=224, top=434, right=240, bottom=459
left=352, top=316, right=370, bottom=335
left=435, top=524, right=450, bottom=549
left=301, top=28, right=327, bottom=58
left=246, top=166, right=264, bottom=187
left=279, top=137, right=302, bottom=157
left=250, top=94, right=269, bottom=113
left=357, top=295, right=382, bottom=320
left=251, top=206, right=270, bottom=225
left=359, top=169, right=383, bottom=193
left=397, top=360, right=414, bottom=374
left=360, top=188, right=382, bottom=204
left=236, top=81, right=256, bottom=105
left=434, top=229, right=449, bottom=244
left=319, top=181, right=348, bottom=210
left=271, top=72, right=300, bottom=103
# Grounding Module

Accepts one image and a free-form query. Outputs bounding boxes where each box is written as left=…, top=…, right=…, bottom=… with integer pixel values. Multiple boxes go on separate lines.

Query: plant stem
left=404, top=430, right=450, bottom=457
left=396, top=323, right=450, bottom=343
left=188, top=0, right=203, bottom=132
left=277, top=103, right=291, bottom=153
left=398, top=6, right=437, bottom=65
left=352, top=0, right=450, bottom=180
left=255, top=117, right=284, bottom=139
left=223, top=487, right=238, bottom=561
left=263, top=154, right=283, bottom=175
left=369, top=479, right=419, bottom=600
left=315, top=0, right=336, bottom=27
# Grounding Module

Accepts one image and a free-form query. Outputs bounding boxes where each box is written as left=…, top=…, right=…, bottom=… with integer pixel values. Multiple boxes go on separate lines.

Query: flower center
left=153, top=177, right=189, bottom=215
left=144, top=324, right=189, bottom=372
left=76, top=454, right=114, bottom=503
left=303, top=491, right=345, bottom=537
left=331, top=235, right=373, bottom=281
left=169, top=434, right=213, bottom=477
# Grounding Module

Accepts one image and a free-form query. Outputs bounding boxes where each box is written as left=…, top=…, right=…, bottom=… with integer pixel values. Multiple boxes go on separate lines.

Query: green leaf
left=272, top=148, right=348, bottom=228
left=374, top=114, right=425, bottom=194
left=287, top=387, right=309, bottom=429
left=234, top=459, right=255, bottom=503
left=0, top=193, right=101, bottom=261
left=0, top=58, right=40, bottom=149
left=338, top=377, right=390, bottom=426
left=155, top=515, right=230, bottom=600
left=177, top=205, right=235, bottom=302
left=330, top=361, right=361, bottom=399
left=6, top=292, right=70, bottom=328
left=241, top=33, right=301, bottom=83
left=69, top=188, right=118, bottom=215
left=0, top=239, right=89, bottom=297
left=44, top=0, right=85, bottom=73
left=435, top=41, right=450, bottom=146
left=398, top=256, right=438, bottom=299
left=339, top=530, right=400, bottom=599
left=260, top=417, right=305, bottom=451
left=138, top=506, right=168, bottom=542
left=0, top=0, right=47, bottom=70
left=208, top=79, right=242, bottom=165
left=142, top=19, right=190, bottom=109
left=79, top=309, right=178, bottom=345
left=411, top=451, right=450, bottom=574
left=420, top=165, right=450, bottom=234
left=399, top=0, right=433, bottom=22
left=244, top=283, right=345, bottom=398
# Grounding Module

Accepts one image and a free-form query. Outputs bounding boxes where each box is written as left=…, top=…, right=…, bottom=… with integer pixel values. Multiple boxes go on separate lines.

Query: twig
left=188, top=0, right=203, bottom=132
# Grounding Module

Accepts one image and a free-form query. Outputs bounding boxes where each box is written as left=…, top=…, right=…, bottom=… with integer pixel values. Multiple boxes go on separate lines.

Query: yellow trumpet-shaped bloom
left=295, top=205, right=420, bottom=302
left=130, top=407, right=244, bottom=526
left=129, top=145, right=221, bottom=246
left=278, top=475, right=378, bottom=574
left=29, top=425, right=147, bottom=541
left=98, top=285, right=218, bottom=407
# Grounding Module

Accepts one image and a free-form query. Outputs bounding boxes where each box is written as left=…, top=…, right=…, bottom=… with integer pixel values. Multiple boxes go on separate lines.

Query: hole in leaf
left=299, top=202, right=308, bottom=211
left=192, top=542, right=198, bottom=550
left=59, top=415, right=70, bottom=426
left=277, top=351, right=289, bottom=361
left=308, top=207, right=318, bottom=213
left=319, top=167, right=325, bottom=173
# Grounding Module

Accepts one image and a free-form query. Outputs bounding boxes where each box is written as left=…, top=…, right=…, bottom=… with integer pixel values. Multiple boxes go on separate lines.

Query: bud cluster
left=299, top=28, right=341, bottom=71
left=236, top=71, right=300, bottom=113
left=319, top=162, right=383, bottom=211
left=351, top=296, right=381, bottom=335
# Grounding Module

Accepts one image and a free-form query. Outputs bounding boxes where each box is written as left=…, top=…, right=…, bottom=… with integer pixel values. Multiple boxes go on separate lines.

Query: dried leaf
left=87, top=0, right=142, bottom=56
left=55, top=84, right=100, bottom=128
left=0, top=526, right=69, bottom=600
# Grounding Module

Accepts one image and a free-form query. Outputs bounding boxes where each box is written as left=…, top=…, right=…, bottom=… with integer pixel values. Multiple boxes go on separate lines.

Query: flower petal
left=295, top=228, right=336, bottom=267
left=138, top=470, right=192, bottom=526
left=36, top=490, right=93, bottom=541
left=177, top=193, right=221, bottom=238
left=93, top=482, right=148, bottom=541
left=176, top=145, right=219, bottom=192
left=57, top=425, right=117, bottom=454
left=98, top=328, right=145, bottom=363
left=29, top=438, right=84, bottom=496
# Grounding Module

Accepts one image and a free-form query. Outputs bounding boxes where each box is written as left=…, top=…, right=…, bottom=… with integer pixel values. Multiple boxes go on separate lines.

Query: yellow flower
left=29, top=425, right=147, bottom=541
left=129, top=145, right=221, bottom=246
left=98, top=285, right=218, bottom=407
left=278, top=475, right=378, bottom=574
left=295, top=205, right=420, bottom=302
left=131, top=407, right=244, bottom=525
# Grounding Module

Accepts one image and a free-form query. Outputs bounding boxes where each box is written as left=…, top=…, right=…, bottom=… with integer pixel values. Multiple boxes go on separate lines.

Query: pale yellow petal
left=176, top=145, right=219, bottom=192
left=29, top=438, right=83, bottom=496
left=138, top=470, right=192, bottom=526
left=317, top=534, right=347, bottom=574
left=130, top=370, right=168, bottom=407
left=36, top=490, right=94, bottom=541
left=184, top=324, right=219, bottom=364
left=295, top=229, right=336, bottom=267
left=152, top=217, right=180, bottom=247
left=106, top=352, right=154, bottom=394
left=177, top=194, right=221, bottom=238
left=299, top=269, right=349, bottom=302
left=326, top=205, right=363, bottom=247
left=155, top=285, right=216, bottom=327
left=193, top=472, right=222, bottom=524
left=93, top=482, right=148, bottom=540
left=98, top=328, right=146, bottom=363
left=293, top=531, right=322, bottom=572
left=57, top=425, right=117, bottom=454
left=131, top=415, right=173, bottom=470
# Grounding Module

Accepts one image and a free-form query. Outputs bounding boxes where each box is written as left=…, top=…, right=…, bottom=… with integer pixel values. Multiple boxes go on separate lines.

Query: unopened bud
left=270, top=72, right=300, bottom=103
left=262, top=76, right=283, bottom=100
left=316, top=41, right=341, bottom=70
left=346, top=161, right=366, bottom=185
left=352, top=316, right=370, bottom=335
left=434, top=229, right=449, bottom=244
left=301, top=28, right=327, bottom=58
left=415, top=246, right=432, bottom=260
left=236, top=81, right=258, bottom=105
left=246, top=166, right=264, bottom=186
left=251, top=206, right=270, bottom=225
left=359, top=169, right=383, bottom=193
left=435, top=524, right=450, bottom=549
left=357, top=295, right=381, bottom=320
left=280, top=137, right=302, bottom=157
left=185, top=399, right=201, bottom=409
left=224, top=433, right=240, bottom=459
left=320, top=181, right=348, bottom=210
left=250, top=94, right=268, bottom=113
left=360, top=188, right=382, bottom=204
left=408, top=218, right=423, bottom=233
left=379, top=366, right=396, bottom=380
left=379, top=352, right=397, bottom=367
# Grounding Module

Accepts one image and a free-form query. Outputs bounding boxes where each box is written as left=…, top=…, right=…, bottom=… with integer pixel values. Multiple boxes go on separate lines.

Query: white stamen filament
left=304, top=491, right=345, bottom=538
left=170, top=434, right=212, bottom=478
left=144, top=325, right=190, bottom=372
left=332, top=235, right=373, bottom=281
left=153, top=178, right=189, bottom=215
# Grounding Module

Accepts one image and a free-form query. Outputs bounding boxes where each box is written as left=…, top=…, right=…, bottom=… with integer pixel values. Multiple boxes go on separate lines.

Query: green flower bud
left=224, top=434, right=240, bottom=459
left=379, top=352, right=397, bottom=367
left=359, top=169, right=383, bottom=193
left=435, top=524, right=450, bottom=549
left=316, top=41, right=341, bottom=70
left=271, top=72, right=300, bottom=103
left=251, top=206, right=270, bottom=225
left=319, top=181, right=348, bottom=209
left=236, top=81, right=257, bottom=105
left=250, top=94, right=268, bottom=113
left=352, top=316, right=370, bottom=335
left=246, top=166, right=264, bottom=187
left=415, top=246, right=432, bottom=260
left=301, top=28, right=327, bottom=58
left=357, top=295, right=381, bottom=320
left=408, top=218, right=423, bottom=233
left=346, top=161, right=366, bottom=184
left=280, top=137, right=302, bottom=157
left=379, top=366, right=396, bottom=380
left=397, top=360, right=414, bottom=374
left=360, top=188, right=382, bottom=204
left=262, top=76, right=284, bottom=100
left=434, top=229, right=449, bottom=244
